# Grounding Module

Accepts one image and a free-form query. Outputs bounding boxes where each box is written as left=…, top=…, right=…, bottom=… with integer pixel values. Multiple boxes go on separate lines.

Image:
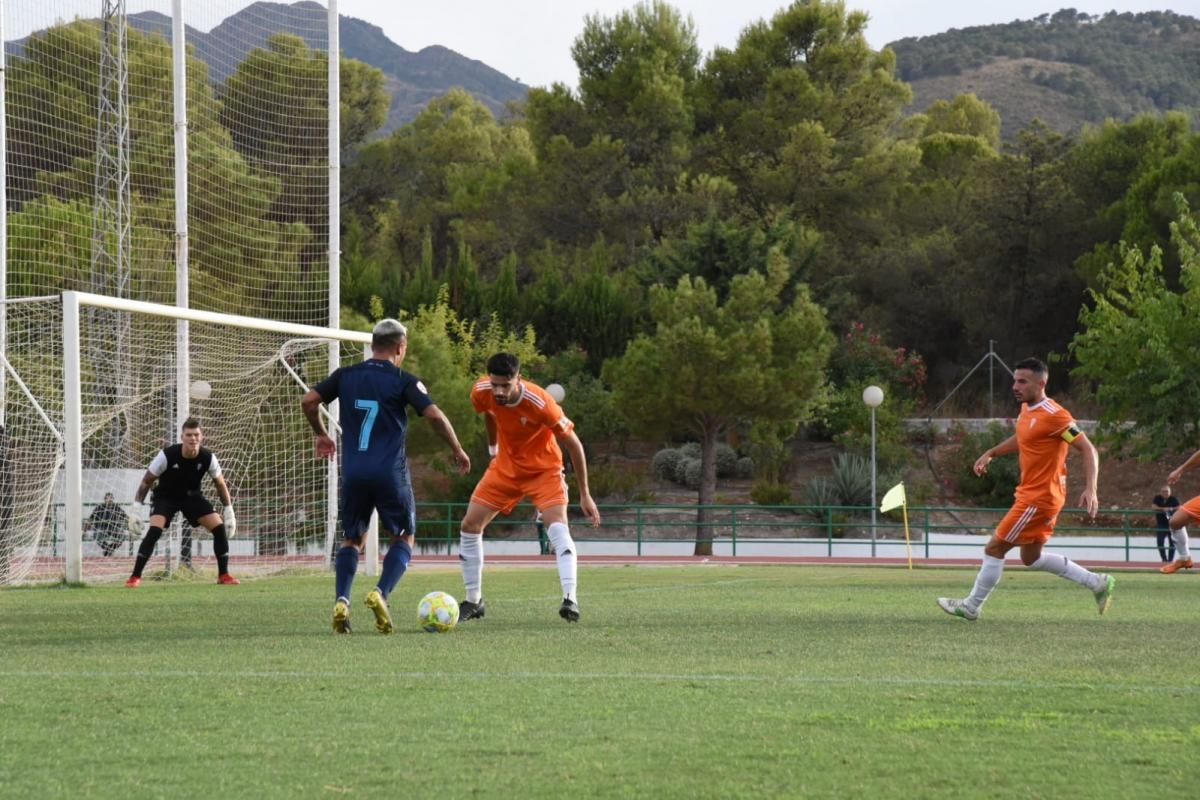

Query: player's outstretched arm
left=423, top=404, right=471, bottom=475
left=301, top=389, right=337, bottom=459
left=1069, top=432, right=1099, bottom=518
left=974, top=434, right=1018, bottom=476
left=559, top=430, right=600, bottom=527
left=1168, top=448, right=1200, bottom=486
left=133, top=469, right=158, bottom=504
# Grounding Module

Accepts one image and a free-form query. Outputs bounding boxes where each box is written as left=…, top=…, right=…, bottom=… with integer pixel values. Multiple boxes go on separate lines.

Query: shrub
left=588, top=463, right=646, bottom=501
left=715, top=443, right=738, bottom=478
left=672, top=455, right=691, bottom=485
left=734, top=456, right=754, bottom=479
left=678, top=457, right=703, bottom=490
left=800, top=477, right=839, bottom=521
left=655, top=442, right=745, bottom=488
left=829, top=453, right=873, bottom=508
left=750, top=481, right=793, bottom=505
left=802, top=477, right=838, bottom=506
left=817, top=322, right=929, bottom=472
left=941, top=422, right=1019, bottom=507
left=652, top=448, right=682, bottom=481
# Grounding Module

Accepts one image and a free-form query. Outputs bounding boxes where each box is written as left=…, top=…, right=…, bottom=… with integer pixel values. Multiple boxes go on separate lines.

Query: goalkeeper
left=125, top=417, right=239, bottom=587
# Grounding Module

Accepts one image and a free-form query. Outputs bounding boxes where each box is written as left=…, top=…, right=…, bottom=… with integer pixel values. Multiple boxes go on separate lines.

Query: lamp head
left=862, top=385, right=885, bottom=408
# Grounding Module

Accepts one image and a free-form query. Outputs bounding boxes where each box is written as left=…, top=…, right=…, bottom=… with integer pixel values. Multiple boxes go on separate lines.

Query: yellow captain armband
left=1060, top=424, right=1082, bottom=443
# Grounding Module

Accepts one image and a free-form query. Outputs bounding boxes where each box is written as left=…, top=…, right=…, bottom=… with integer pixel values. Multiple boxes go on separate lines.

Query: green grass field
left=1, top=565, right=1197, bottom=799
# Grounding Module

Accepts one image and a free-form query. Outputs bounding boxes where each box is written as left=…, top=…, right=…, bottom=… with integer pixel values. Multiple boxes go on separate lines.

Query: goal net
left=0, top=292, right=370, bottom=585
left=3, top=0, right=334, bottom=324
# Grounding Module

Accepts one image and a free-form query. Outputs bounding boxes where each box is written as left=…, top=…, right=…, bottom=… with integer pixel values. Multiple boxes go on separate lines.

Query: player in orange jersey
left=1158, top=451, right=1200, bottom=574
left=457, top=353, right=600, bottom=623
left=938, top=357, right=1115, bottom=621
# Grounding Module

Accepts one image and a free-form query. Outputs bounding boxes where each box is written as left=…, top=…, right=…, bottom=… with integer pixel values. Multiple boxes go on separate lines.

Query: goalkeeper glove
left=222, top=505, right=237, bottom=538
left=488, top=444, right=498, bottom=457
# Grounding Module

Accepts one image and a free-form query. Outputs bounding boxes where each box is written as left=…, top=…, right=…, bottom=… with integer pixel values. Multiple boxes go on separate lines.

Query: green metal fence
left=409, top=502, right=1167, bottom=561
left=48, top=500, right=1169, bottom=562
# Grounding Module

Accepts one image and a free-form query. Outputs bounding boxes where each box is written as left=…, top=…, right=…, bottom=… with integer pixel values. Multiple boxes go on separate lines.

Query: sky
left=345, top=0, right=1200, bottom=88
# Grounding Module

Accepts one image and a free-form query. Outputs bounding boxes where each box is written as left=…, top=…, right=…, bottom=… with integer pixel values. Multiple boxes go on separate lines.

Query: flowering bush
left=829, top=322, right=928, bottom=405
left=818, top=323, right=928, bottom=470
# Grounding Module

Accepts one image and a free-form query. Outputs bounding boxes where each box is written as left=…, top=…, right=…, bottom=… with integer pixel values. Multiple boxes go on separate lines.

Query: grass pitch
left=1, top=565, right=1197, bottom=799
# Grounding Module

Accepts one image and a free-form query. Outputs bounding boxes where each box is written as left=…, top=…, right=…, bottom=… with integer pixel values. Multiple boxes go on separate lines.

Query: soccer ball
left=417, top=591, right=459, bottom=633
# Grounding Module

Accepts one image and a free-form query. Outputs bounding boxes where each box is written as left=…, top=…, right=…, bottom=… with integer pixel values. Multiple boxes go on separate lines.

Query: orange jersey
left=1014, top=397, right=1080, bottom=509
left=472, top=378, right=574, bottom=478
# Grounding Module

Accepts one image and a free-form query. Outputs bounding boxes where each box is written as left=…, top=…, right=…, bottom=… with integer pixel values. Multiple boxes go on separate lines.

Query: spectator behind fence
left=1152, top=484, right=1179, bottom=563
left=87, top=492, right=130, bottom=557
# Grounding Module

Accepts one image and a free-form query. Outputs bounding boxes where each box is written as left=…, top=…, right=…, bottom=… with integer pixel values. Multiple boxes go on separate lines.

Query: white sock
left=965, top=555, right=1004, bottom=611
left=1031, top=552, right=1104, bottom=591
left=459, top=532, right=484, bottom=603
left=1172, top=526, right=1191, bottom=560
left=546, top=522, right=577, bottom=602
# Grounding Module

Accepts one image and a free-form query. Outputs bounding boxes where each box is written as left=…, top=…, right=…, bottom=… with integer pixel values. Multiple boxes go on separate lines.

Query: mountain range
left=124, top=1, right=528, bottom=134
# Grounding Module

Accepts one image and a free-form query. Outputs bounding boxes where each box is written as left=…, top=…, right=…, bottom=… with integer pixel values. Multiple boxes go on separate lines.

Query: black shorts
left=151, top=492, right=216, bottom=527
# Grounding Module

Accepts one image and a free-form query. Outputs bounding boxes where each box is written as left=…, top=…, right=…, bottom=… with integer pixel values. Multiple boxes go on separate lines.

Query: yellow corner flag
left=879, top=482, right=913, bottom=569
left=880, top=482, right=906, bottom=513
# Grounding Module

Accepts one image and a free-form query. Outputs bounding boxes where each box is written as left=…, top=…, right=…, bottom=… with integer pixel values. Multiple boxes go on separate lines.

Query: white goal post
left=0, top=290, right=373, bottom=585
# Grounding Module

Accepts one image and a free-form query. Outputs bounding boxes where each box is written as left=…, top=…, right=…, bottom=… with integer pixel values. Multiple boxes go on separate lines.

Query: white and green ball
left=417, top=591, right=459, bottom=633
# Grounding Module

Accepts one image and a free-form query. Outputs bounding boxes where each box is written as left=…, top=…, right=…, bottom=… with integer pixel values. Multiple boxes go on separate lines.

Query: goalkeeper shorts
left=151, top=493, right=216, bottom=527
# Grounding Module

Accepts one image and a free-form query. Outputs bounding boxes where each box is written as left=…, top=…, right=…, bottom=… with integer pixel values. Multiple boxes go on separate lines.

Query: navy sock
left=335, top=546, right=359, bottom=601
left=377, top=541, right=412, bottom=600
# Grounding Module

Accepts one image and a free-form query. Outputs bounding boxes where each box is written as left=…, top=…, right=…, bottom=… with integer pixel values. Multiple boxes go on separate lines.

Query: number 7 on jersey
left=354, top=399, right=379, bottom=451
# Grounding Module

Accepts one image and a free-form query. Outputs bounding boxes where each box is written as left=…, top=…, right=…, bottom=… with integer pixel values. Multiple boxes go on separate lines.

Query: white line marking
left=1, top=669, right=1195, bottom=694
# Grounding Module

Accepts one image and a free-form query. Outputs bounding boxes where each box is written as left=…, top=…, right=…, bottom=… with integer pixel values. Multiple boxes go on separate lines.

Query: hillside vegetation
left=889, top=9, right=1200, bottom=138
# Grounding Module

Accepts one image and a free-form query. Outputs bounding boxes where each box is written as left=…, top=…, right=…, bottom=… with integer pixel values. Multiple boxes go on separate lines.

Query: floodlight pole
left=172, top=0, right=190, bottom=576
left=0, top=8, right=8, bottom=426
left=326, top=0, right=342, bottom=568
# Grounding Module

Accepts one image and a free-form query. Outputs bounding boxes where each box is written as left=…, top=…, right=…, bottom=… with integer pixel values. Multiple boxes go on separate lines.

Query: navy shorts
left=151, top=492, right=216, bottom=527
left=341, top=476, right=416, bottom=540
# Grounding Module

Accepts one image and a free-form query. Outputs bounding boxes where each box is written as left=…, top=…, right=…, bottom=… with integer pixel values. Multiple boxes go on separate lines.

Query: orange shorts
left=471, top=467, right=568, bottom=515
left=1177, top=496, right=1200, bottom=523
left=994, top=502, right=1059, bottom=545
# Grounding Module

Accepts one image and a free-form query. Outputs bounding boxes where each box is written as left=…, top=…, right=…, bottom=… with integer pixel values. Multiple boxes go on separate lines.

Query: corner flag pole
left=880, top=482, right=911, bottom=569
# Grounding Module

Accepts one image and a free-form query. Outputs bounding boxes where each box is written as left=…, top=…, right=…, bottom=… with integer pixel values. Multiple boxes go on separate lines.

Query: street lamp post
left=863, top=385, right=884, bottom=557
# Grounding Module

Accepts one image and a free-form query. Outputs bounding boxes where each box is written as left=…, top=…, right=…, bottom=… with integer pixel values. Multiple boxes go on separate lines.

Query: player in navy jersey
left=125, top=417, right=239, bottom=587
left=302, top=318, right=471, bottom=634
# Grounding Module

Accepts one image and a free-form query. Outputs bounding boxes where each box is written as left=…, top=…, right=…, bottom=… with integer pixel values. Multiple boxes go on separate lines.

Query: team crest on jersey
left=417, top=380, right=428, bottom=394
